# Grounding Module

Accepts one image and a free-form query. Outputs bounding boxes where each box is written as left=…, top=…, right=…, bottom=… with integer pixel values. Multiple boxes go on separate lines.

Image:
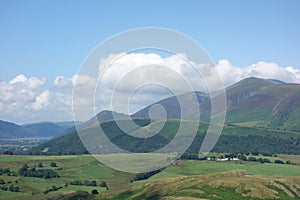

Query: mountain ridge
left=0, top=120, right=79, bottom=139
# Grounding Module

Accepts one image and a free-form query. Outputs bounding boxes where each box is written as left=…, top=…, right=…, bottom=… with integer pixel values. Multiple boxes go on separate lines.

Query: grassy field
left=125, top=170, right=300, bottom=200
left=143, top=160, right=300, bottom=182
left=0, top=155, right=134, bottom=200
left=0, top=154, right=300, bottom=199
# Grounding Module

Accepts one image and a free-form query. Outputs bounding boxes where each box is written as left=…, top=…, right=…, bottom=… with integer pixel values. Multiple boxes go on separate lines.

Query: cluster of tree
left=0, top=185, right=8, bottom=191
left=182, top=151, right=294, bottom=165
left=18, top=164, right=60, bottom=178
left=0, top=184, right=20, bottom=192
left=36, top=161, right=57, bottom=167
left=0, top=179, right=5, bottom=184
left=43, top=185, right=63, bottom=194
left=247, top=157, right=271, bottom=163
left=3, top=150, right=13, bottom=155
left=0, top=168, right=10, bottom=175
left=274, top=159, right=285, bottom=164
left=131, top=168, right=164, bottom=182
left=9, top=184, right=20, bottom=192
left=0, top=168, right=17, bottom=176
left=70, top=180, right=97, bottom=187
left=180, top=153, right=207, bottom=160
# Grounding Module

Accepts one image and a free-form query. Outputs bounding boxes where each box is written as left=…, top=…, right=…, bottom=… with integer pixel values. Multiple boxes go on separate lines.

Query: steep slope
left=132, top=77, right=300, bottom=131
left=226, top=79, right=300, bottom=131
left=132, top=91, right=208, bottom=119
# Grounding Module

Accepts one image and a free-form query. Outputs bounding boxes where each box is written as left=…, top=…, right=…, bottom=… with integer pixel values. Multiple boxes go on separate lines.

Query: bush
left=274, top=159, right=284, bottom=164
left=50, top=162, right=57, bottom=167
left=91, top=189, right=99, bottom=194
left=99, top=181, right=107, bottom=188
left=9, top=184, right=20, bottom=192
left=131, top=168, right=164, bottom=182
left=257, top=158, right=270, bottom=163
left=0, top=186, right=8, bottom=191
left=0, top=179, right=5, bottom=184
left=18, top=165, right=59, bottom=178
left=70, top=180, right=97, bottom=186
left=237, top=154, right=247, bottom=161
left=38, top=162, right=43, bottom=168
left=248, top=157, right=257, bottom=162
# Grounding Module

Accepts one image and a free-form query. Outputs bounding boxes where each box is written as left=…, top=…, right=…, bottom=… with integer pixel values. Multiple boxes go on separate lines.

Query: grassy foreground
left=0, top=155, right=134, bottom=200
left=0, top=154, right=300, bottom=199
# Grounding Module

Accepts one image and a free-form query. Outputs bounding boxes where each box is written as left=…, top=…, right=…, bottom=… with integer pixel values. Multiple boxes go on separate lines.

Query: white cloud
left=1, top=53, right=300, bottom=124
left=29, top=90, right=51, bottom=110
left=216, top=60, right=300, bottom=86
left=9, top=74, right=27, bottom=84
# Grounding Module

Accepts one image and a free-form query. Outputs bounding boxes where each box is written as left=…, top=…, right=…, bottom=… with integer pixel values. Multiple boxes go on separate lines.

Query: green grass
left=284, top=110, right=300, bottom=131
left=0, top=155, right=133, bottom=199
left=147, top=160, right=300, bottom=181
left=1, top=154, right=300, bottom=199
left=226, top=108, right=271, bottom=123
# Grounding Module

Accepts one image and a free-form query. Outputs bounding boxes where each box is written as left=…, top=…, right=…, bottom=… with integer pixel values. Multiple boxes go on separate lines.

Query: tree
left=100, top=181, right=107, bottom=187
left=3, top=150, right=13, bottom=155
left=248, top=157, right=257, bottom=162
left=50, top=162, right=57, bottom=167
left=237, top=154, right=247, bottom=161
left=274, top=159, right=284, bottom=164
left=9, top=184, right=20, bottom=192
left=0, top=179, right=5, bottom=184
left=91, top=180, right=97, bottom=186
left=19, top=164, right=29, bottom=176
left=38, top=162, right=43, bottom=167
left=91, top=189, right=99, bottom=194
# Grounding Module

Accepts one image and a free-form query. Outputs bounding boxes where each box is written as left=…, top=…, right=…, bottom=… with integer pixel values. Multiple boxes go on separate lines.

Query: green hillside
left=32, top=118, right=300, bottom=155
left=1, top=155, right=300, bottom=200
left=114, top=170, right=300, bottom=200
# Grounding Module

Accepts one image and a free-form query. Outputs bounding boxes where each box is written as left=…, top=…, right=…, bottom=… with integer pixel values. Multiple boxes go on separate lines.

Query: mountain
left=32, top=77, right=300, bottom=155
left=132, top=91, right=208, bottom=119
left=32, top=118, right=300, bottom=155
left=225, top=77, right=300, bottom=131
left=133, top=77, right=300, bottom=131
left=0, top=120, right=77, bottom=139
left=0, top=120, right=32, bottom=139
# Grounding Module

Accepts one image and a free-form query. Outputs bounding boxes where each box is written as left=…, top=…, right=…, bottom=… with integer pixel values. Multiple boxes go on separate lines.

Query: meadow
left=0, top=154, right=300, bottom=199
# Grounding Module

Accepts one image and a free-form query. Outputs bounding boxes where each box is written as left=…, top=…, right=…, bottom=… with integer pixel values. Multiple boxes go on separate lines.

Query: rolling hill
left=32, top=118, right=300, bottom=155
left=112, top=170, right=300, bottom=199
left=32, top=77, right=300, bottom=155
left=0, top=120, right=78, bottom=139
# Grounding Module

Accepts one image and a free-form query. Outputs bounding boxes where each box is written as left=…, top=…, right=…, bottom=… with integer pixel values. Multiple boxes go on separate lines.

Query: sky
left=0, top=0, right=300, bottom=124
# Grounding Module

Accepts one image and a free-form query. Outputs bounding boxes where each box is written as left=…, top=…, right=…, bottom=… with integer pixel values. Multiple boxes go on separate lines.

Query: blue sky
left=1, top=0, right=300, bottom=81
left=1, top=0, right=300, bottom=123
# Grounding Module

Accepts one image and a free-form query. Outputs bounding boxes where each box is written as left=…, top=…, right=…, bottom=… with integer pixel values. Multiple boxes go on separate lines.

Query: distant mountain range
left=0, top=120, right=79, bottom=139
left=31, top=77, right=300, bottom=155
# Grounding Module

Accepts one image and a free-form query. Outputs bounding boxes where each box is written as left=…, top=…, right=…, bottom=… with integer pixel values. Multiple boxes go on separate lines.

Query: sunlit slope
left=33, top=118, right=300, bottom=155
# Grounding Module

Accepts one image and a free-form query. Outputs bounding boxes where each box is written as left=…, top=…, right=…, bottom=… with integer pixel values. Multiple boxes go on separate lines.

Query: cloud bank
left=1, top=53, right=300, bottom=124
